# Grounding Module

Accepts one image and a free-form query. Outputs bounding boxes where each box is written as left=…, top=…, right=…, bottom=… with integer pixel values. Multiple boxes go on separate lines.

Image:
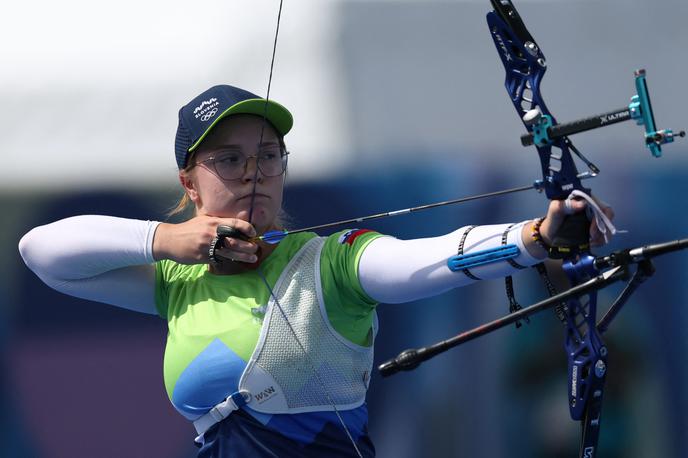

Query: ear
left=179, top=170, right=201, bottom=204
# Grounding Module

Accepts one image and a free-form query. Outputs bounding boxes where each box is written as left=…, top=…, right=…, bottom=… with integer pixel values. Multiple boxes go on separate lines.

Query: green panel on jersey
left=319, top=230, right=382, bottom=346
left=155, top=229, right=382, bottom=400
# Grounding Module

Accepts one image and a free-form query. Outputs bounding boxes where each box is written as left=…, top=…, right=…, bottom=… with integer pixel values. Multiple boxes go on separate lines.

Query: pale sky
left=1, top=0, right=683, bottom=191
left=2, top=0, right=352, bottom=189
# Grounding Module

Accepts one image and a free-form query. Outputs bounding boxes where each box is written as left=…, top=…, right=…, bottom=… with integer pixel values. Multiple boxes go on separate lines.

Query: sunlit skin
left=152, top=114, right=613, bottom=274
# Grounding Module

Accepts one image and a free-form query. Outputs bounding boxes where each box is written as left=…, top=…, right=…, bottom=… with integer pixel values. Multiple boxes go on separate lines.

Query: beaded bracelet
left=531, top=216, right=551, bottom=253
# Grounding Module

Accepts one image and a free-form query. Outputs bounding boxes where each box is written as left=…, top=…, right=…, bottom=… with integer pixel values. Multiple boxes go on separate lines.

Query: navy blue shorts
left=196, top=409, right=376, bottom=457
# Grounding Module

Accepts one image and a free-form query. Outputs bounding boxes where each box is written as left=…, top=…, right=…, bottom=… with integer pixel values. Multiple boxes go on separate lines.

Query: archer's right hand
left=152, top=215, right=257, bottom=264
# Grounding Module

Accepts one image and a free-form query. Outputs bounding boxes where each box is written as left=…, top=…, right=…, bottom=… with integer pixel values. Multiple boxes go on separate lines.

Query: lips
left=238, top=193, right=270, bottom=201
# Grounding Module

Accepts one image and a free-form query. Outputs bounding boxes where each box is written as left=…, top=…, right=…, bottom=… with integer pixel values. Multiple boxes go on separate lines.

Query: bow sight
left=521, top=68, right=685, bottom=158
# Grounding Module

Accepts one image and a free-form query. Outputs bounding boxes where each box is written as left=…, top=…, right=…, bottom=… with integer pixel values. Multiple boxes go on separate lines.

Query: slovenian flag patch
left=338, top=229, right=374, bottom=245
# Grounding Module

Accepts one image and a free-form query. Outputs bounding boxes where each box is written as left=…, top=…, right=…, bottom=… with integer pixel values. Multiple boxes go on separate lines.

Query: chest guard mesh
left=239, top=237, right=377, bottom=414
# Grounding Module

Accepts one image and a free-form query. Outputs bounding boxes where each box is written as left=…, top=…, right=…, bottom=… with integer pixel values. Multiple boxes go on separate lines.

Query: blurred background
left=3, top=0, right=687, bottom=457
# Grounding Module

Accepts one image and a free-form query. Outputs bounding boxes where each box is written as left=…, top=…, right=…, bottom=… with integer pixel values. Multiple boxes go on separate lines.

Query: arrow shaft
left=258, top=183, right=537, bottom=242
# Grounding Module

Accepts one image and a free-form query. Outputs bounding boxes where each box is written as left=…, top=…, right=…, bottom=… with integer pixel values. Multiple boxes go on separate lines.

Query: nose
left=241, top=156, right=263, bottom=183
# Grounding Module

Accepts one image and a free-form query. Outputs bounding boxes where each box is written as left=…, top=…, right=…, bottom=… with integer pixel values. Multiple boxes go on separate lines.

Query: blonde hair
left=167, top=192, right=194, bottom=219
left=166, top=159, right=197, bottom=219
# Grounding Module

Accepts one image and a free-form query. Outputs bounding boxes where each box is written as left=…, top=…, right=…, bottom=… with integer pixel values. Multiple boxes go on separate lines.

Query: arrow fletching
left=255, top=230, right=289, bottom=244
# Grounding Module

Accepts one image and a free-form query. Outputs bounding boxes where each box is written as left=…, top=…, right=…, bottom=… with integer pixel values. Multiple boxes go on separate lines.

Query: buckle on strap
left=194, top=391, right=251, bottom=436
left=211, top=391, right=249, bottom=420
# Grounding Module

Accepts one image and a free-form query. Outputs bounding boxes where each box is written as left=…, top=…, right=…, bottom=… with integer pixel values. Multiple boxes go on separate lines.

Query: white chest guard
left=240, top=236, right=377, bottom=413
left=194, top=236, right=377, bottom=440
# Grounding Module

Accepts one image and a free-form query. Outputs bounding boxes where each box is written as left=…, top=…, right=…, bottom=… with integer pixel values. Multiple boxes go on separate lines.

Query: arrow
left=252, top=172, right=596, bottom=244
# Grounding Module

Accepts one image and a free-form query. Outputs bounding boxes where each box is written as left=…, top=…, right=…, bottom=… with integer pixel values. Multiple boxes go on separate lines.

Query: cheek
left=199, top=177, right=226, bottom=195
left=194, top=173, right=238, bottom=206
left=268, top=178, right=284, bottom=204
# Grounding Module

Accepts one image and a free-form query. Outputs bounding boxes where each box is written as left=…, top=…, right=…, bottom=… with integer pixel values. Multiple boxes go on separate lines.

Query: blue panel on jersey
left=172, top=338, right=247, bottom=420
left=171, top=338, right=370, bottom=446
left=256, top=404, right=369, bottom=444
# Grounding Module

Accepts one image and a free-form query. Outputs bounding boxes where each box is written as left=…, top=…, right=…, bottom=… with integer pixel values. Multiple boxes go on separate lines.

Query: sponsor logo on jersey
left=254, top=386, right=277, bottom=404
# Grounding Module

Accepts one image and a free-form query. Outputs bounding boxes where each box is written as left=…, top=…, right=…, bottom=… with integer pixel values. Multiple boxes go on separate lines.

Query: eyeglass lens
left=207, top=147, right=288, bottom=180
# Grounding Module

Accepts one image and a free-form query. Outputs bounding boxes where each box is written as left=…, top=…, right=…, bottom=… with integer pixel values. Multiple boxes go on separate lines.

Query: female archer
left=18, top=84, right=613, bottom=457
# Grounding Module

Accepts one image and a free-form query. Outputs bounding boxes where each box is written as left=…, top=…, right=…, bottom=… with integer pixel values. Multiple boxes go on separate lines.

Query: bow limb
left=487, top=2, right=607, bottom=456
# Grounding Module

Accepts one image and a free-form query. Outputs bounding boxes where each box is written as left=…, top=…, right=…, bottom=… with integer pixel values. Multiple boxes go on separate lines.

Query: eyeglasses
left=194, top=146, right=289, bottom=181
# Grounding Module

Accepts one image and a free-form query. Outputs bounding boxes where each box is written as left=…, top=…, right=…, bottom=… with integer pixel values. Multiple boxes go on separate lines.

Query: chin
left=204, top=203, right=277, bottom=229
left=251, top=212, right=276, bottom=232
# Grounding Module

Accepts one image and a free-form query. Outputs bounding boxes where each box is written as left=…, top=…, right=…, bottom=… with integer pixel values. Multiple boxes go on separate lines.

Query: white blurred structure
left=2, top=0, right=686, bottom=190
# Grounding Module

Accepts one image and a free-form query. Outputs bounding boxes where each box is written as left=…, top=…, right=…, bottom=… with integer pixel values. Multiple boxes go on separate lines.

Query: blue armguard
left=447, top=244, right=521, bottom=272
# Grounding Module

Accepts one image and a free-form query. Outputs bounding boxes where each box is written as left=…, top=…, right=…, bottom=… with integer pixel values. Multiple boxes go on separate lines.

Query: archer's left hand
left=540, top=197, right=615, bottom=248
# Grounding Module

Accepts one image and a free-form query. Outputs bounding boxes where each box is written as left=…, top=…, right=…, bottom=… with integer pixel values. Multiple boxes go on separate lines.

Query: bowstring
left=247, top=0, right=282, bottom=225
left=248, top=2, right=363, bottom=456
left=256, top=272, right=364, bottom=458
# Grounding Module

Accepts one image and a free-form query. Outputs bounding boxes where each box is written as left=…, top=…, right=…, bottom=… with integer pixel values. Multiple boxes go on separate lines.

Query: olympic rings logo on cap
left=201, top=108, right=218, bottom=122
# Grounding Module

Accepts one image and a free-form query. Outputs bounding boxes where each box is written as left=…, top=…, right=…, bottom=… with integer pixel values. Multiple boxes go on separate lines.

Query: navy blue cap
left=174, top=85, right=293, bottom=169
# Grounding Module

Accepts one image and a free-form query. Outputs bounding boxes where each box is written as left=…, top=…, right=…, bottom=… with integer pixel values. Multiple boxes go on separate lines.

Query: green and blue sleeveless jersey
left=154, top=229, right=381, bottom=449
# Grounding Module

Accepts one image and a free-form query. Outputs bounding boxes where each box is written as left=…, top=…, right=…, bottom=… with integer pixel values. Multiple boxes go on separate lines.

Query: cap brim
left=189, top=99, right=294, bottom=152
